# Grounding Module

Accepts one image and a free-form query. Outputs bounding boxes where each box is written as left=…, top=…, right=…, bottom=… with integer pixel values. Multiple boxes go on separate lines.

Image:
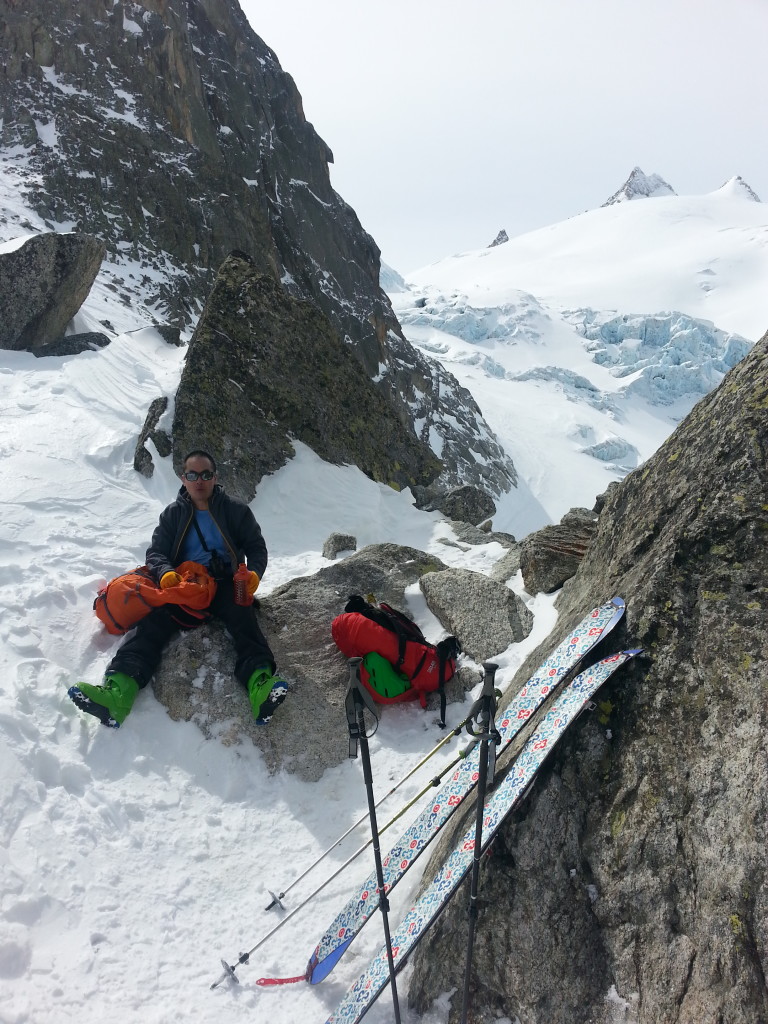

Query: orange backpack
left=94, top=560, right=217, bottom=635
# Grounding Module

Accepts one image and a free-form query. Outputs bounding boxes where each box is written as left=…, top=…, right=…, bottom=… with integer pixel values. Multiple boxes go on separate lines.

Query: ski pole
left=211, top=812, right=395, bottom=988
left=371, top=739, right=479, bottom=832
left=264, top=705, right=482, bottom=911
left=213, top=746, right=483, bottom=987
left=460, top=661, right=500, bottom=1024
left=345, top=657, right=402, bottom=1024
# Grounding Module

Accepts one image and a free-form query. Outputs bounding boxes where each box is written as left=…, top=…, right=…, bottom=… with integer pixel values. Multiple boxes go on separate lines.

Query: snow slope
left=405, top=188, right=768, bottom=342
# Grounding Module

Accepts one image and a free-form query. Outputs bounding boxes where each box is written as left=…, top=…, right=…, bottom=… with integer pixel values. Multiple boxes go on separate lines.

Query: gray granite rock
left=322, top=533, right=357, bottom=559
left=419, top=568, right=533, bottom=662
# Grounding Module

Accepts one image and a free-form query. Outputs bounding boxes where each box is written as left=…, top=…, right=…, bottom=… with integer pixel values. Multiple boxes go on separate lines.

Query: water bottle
left=233, top=563, right=252, bottom=606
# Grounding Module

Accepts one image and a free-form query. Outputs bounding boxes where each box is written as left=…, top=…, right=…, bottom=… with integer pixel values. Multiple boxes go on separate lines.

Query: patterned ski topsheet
left=324, top=648, right=642, bottom=1024
left=307, top=597, right=625, bottom=984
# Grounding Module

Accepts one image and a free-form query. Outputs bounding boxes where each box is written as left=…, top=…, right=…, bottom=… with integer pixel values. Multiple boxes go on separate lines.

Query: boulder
left=450, top=522, right=516, bottom=549
left=154, top=324, right=183, bottom=346
left=419, top=568, right=533, bottom=662
left=32, top=331, right=110, bottom=357
left=430, top=484, right=497, bottom=526
left=520, top=507, right=598, bottom=594
left=322, top=533, right=357, bottom=559
left=0, top=233, right=105, bottom=351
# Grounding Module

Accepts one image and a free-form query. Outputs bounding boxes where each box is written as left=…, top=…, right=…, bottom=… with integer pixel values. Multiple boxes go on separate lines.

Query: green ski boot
left=247, top=668, right=288, bottom=725
left=68, top=672, right=139, bottom=728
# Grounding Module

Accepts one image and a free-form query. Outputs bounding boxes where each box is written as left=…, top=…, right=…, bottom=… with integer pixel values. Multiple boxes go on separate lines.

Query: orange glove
left=246, top=571, right=260, bottom=597
left=160, top=571, right=183, bottom=589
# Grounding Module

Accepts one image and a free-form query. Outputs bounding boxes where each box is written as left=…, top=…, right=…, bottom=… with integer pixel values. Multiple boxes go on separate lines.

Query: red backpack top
left=94, top=560, right=217, bottom=635
left=331, top=595, right=461, bottom=726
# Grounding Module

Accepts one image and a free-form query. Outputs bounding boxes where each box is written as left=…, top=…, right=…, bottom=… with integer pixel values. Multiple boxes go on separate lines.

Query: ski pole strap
left=465, top=662, right=499, bottom=738
left=256, top=972, right=309, bottom=987
left=345, top=657, right=379, bottom=757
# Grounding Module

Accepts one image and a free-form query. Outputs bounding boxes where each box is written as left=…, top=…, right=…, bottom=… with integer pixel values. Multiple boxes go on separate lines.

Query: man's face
left=181, top=455, right=217, bottom=507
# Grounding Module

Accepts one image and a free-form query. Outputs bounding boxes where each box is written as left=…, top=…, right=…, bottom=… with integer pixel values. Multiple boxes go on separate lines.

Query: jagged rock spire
left=602, top=166, right=676, bottom=206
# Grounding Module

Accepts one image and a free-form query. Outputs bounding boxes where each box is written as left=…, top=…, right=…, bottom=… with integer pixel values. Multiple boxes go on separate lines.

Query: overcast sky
left=239, top=0, right=768, bottom=274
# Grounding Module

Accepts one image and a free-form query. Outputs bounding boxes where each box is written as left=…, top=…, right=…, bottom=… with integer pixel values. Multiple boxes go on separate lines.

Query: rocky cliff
left=0, top=0, right=516, bottom=497
left=409, top=330, right=768, bottom=1023
left=169, top=251, right=442, bottom=496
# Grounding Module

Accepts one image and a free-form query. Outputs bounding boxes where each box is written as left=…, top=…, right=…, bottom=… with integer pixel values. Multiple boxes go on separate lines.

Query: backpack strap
left=435, top=636, right=462, bottom=728
left=192, top=515, right=210, bottom=551
left=94, top=591, right=124, bottom=633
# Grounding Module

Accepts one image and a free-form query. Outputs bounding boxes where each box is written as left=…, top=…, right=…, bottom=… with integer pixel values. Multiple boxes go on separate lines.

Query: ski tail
left=324, top=648, right=642, bottom=1024
left=307, top=597, right=626, bottom=986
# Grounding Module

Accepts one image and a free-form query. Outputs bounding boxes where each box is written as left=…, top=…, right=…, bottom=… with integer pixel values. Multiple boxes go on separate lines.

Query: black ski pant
left=107, top=580, right=276, bottom=690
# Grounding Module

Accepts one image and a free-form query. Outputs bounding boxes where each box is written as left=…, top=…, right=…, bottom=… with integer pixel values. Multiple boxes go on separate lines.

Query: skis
left=307, top=597, right=625, bottom=984
left=324, top=647, right=642, bottom=1024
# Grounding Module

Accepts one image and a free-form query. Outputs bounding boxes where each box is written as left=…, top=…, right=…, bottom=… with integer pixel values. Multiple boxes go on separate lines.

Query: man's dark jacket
left=145, top=485, right=268, bottom=583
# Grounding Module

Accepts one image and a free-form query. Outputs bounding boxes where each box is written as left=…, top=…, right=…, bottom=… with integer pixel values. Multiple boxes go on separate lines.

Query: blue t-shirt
left=181, top=511, right=229, bottom=568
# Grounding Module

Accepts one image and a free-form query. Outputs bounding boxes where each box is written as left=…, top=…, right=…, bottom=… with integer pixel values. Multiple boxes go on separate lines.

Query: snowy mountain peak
left=488, top=229, right=509, bottom=247
left=602, top=166, right=677, bottom=206
left=710, top=175, right=762, bottom=202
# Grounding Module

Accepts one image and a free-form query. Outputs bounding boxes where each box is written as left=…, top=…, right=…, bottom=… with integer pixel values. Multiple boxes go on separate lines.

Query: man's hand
left=160, top=571, right=183, bottom=589
left=247, top=571, right=260, bottom=597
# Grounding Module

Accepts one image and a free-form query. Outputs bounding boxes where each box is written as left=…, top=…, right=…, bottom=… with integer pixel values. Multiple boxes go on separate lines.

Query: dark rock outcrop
left=134, top=396, right=172, bottom=478
left=431, top=485, right=497, bottom=526
left=0, top=232, right=104, bottom=350
left=409, top=331, right=768, bottom=1023
left=520, top=507, right=598, bottom=594
left=151, top=543, right=480, bottom=781
left=33, top=331, right=110, bottom=357
left=169, top=253, right=442, bottom=497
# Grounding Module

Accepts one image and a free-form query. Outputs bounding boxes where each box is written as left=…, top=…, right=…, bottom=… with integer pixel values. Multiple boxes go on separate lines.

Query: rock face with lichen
left=170, top=252, right=442, bottom=496
left=408, top=330, right=768, bottom=1024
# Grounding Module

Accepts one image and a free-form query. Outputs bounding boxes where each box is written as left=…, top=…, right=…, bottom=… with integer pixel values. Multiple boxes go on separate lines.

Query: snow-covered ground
left=1, top=177, right=766, bottom=1024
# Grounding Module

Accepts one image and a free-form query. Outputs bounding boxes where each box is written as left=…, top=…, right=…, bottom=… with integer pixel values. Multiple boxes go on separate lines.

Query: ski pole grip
left=345, top=658, right=363, bottom=758
left=481, top=661, right=499, bottom=693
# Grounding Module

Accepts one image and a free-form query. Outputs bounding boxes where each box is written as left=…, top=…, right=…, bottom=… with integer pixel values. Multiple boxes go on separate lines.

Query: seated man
left=69, top=449, right=287, bottom=727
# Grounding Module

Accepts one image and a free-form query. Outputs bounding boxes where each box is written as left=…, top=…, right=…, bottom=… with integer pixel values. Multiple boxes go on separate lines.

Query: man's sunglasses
left=182, top=470, right=215, bottom=482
